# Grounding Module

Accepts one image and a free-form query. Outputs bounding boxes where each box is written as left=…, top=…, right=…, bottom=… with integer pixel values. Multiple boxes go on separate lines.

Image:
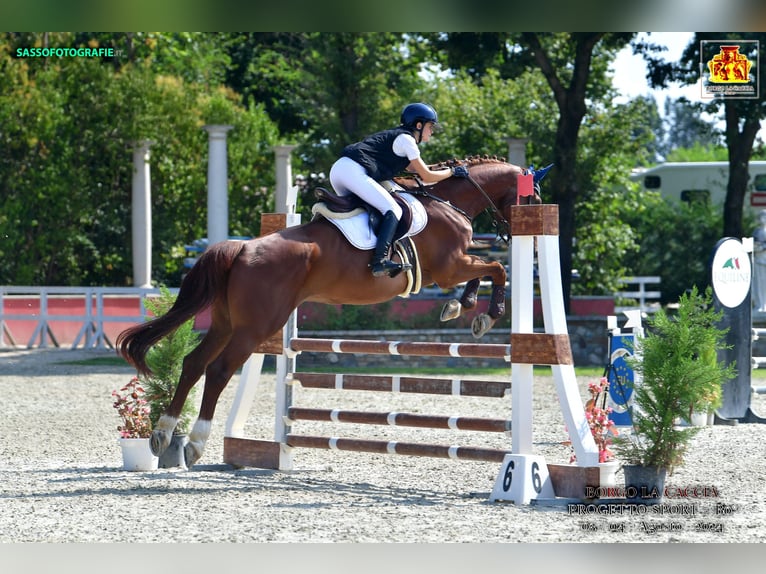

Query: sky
left=611, top=31, right=765, bottom=145
left=611, top=32, right=697, bottom=108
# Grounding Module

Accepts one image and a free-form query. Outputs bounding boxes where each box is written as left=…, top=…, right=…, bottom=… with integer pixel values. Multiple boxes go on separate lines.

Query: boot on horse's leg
left=370, top=210, right=411, bottom=278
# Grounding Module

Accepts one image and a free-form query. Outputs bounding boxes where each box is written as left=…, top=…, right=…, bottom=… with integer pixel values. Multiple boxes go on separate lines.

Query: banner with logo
left=710, top=238, right=752, bottom=420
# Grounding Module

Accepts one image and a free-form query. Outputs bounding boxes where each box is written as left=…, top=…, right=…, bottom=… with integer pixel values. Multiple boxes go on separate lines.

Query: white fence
left=0, top=286, right=176, bottom=350
left=614, top=276, right=662, bottom=314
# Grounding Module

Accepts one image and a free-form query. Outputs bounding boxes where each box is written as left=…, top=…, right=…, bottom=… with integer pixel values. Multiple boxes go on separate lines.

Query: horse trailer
left=630, top=161, right=766, bottom=214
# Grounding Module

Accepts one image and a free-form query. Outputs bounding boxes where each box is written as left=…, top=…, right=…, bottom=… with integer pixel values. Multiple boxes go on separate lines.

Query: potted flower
left=112, top=377, right=157, bottom=471
left=141, top=286, right=200, bottom=468
left=567, top=376, right=620, bottom=486
left=615, top=286, right=735, bottom=502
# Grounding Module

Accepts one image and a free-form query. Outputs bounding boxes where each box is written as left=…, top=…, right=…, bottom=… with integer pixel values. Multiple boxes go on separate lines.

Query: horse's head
left=424, top=156, right=542, bottom=228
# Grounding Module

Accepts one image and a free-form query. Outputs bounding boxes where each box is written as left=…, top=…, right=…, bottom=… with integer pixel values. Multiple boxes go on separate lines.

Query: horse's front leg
left=472, top=283, right=507, bottom=339
left=434, top=257, right=507, bottom=338
left=440, top=278, right=481, bottom=322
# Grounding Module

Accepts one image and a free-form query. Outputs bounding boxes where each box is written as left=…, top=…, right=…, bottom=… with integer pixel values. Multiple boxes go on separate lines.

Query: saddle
left=313, top=183, right=414, bottom=241
left=312, top=183, right=424, bottom=297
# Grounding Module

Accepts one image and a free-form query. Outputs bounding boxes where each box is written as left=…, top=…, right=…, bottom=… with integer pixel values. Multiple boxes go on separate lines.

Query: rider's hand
left=451, top=165, right=469, bottom=178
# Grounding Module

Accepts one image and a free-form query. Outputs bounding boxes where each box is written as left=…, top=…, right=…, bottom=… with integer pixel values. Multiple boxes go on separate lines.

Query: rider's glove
left=451, top=165, right=469, bottom=178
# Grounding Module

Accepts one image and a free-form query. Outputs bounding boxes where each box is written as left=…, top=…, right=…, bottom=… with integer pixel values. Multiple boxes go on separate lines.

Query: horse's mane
left=431, top=155, right=507, bottom=170
left=395, top=155, right=508, bottom=186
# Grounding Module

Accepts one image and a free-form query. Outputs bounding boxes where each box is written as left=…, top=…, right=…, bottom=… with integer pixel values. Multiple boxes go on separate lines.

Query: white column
left=506, top=137, right=528, bottom=167
left=274, top=145, right=298, bottom=214
left=203, top=125, right=234, bottom=246
left=131, top=140, right=153, bottom=288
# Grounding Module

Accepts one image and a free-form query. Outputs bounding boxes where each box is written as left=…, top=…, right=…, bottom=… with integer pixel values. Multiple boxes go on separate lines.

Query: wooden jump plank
left=287, top=407, right=511, bottom=433
left=289, top=337, right=511, bottom=360
left=510, top=333, right=573, bottom=365
left=292, top=373, right=511, bottom=398
left=510, top=204, right=559, bottom=236
left=285, top=434, right=512, bottom=463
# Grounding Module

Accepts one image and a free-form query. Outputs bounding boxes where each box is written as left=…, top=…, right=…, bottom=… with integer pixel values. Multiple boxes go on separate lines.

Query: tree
left=661, top=97, right=723, bottom=158
left=296, top=33, right=423, bottom=168
left=417, top=32, right=528, bottom=82
left=519, top=32, right=635, bottom=309
left=223, top=33, right=309, bottom=135
left=0, top=33, right=280, bottom=286
left=630, top=94, right=665, bottom=165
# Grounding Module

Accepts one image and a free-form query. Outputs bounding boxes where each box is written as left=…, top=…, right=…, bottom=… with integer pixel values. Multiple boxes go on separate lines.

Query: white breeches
left=329, top=157, right=402, bottom=219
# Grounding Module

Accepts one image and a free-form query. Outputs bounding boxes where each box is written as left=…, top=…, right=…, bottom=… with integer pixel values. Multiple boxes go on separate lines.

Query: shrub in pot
left=615, top=286, right=735, bottom=502
left=142, top=286, right=200, bottom=468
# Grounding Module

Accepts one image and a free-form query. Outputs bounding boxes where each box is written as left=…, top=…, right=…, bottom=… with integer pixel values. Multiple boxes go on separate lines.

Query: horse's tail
left=116, top=240, right=247, bottom=376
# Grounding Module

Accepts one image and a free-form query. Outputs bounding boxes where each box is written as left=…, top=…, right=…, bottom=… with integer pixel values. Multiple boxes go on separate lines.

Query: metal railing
left=0, top=286, right=177, bottom=350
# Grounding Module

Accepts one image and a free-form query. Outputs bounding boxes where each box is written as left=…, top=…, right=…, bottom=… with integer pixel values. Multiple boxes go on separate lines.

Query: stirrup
left=371, top=259, right=411, bottom=278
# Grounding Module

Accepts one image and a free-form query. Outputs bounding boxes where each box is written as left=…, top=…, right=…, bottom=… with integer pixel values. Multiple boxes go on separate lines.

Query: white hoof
left=440, top=299, right=462, bottom=322
left=471, top=314, right=495, bottom=339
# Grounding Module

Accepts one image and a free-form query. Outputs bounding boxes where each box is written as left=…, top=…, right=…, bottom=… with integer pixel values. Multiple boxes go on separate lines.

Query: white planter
left=689, top=410, right=710, bottom=426
left=119, top=438, right=158, bottom=471
left=599, top=461, right=620, bottom=488
left=678, top=410, right=714, bottom=427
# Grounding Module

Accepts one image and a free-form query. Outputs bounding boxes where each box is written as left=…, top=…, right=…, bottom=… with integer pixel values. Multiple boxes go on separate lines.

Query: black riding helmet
left=400, top=102, right=438, bottom=142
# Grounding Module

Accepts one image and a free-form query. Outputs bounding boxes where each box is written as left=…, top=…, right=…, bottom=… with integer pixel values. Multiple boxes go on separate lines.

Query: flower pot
left=159, top=434, right=188, bottom=469
left=622, top=464, right=666, bottom=504
left=689, top=410, right=710, bottom=426
left=119, top=438, right=159, bottom=471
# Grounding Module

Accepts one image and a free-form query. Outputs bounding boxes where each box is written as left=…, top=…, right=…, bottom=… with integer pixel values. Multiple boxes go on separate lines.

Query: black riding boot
left=370, top=211, right=411, bottom=278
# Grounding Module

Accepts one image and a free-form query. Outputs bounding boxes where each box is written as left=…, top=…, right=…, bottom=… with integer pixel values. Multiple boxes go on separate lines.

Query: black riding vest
left=341, top=127, right=413, bottom=181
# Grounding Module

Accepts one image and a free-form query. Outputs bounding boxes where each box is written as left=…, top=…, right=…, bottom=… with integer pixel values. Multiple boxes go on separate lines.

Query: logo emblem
left=711, top=239, right=751, bottom=308
left=701, top=40, right=759, bottom=99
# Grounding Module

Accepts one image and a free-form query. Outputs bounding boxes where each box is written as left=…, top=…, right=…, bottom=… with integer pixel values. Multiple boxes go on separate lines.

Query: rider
left=329, top=102, right=468, bottom=277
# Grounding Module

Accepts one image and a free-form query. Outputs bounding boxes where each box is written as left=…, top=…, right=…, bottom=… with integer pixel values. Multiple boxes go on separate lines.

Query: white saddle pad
left=313, top=192, right=428, bottom=250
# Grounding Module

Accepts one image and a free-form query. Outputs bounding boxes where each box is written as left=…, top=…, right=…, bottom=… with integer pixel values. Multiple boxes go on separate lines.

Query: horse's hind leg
left=150, top=324, right=231, bottom=457
left=184, top=334, right=257, bottom=469
left=440, top=278, right=481, bottom=322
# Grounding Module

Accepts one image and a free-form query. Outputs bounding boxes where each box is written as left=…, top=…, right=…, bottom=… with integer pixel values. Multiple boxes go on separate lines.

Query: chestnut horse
left=116, top=156, right=540, bottom=468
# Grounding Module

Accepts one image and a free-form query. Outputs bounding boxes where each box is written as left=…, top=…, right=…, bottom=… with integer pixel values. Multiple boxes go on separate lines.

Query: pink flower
left=112, top=377, right=152, bottom=439
left=569, top=377, right=615, bottom=463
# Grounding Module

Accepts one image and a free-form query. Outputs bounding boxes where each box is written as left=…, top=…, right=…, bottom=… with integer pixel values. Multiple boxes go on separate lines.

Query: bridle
left=463, top=173, right=511, bottom=244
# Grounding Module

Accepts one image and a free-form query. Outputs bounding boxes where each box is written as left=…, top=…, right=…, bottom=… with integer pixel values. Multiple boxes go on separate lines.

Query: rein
left=403, top=182, right=472, bottom=222
left=463, top=173, right=511, bottom=244
left=399, top=160, right=514, bottom=244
